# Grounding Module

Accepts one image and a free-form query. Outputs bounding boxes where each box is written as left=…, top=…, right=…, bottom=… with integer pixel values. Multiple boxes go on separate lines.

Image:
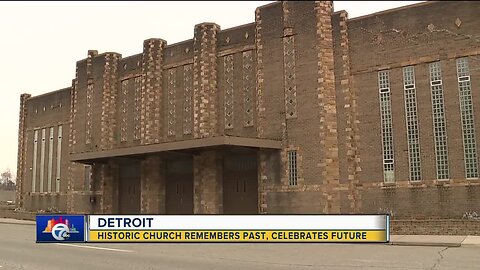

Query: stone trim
left=218, top=45, right=256, bottom=57
left=351, top=50, right=480, bottom=75
left=71, top=136, right=282, bottom=162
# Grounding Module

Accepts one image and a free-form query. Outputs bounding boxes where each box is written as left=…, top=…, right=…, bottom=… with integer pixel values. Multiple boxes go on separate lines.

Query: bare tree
left=0, top=168, right=15, bottom=190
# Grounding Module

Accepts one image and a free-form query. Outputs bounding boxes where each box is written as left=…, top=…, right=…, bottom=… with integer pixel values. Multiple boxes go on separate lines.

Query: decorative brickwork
left=193, top=23, right=220, bottom=138
left=141, top=39, right=166, bottom=145
left=243, top=50, right=255, bottom=126
left=68, top=56, right=86, bottom=212
left=183, top=64, right=193, bottom=135
left=167, top=68, right=177, bottom=137
left=315, top=1, right=341, bottom=214
left=100, top=53, right=121, bottom=150
left=255, top=7, right=266, bottom=138
left=223, top=54, right=234, bottom=129
left=120, top=79, right=129, bottom=142
left=67, top=54, right=84, bottom=212
left=339, top=11, right=361, bottom=213
left=133, top=76, right=142, bottom=140
left=15, top=93, right=30, bottom=208
left=71, top=74, right=79, bottom=153
left=16, top=1, right=480, bottom=228
left=258, top=150, right=269, bottom=214
left=282, top=1, right=298, bottom=119
left=85, top=50, right=97, bottom=145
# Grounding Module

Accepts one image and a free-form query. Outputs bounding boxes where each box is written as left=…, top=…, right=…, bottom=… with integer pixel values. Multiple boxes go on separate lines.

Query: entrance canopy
left=70, top=136, right=281, bottom=163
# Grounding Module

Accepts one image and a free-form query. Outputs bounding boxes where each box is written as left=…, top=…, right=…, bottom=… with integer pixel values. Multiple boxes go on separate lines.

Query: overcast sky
left=0, top=1, right=423, bottom=178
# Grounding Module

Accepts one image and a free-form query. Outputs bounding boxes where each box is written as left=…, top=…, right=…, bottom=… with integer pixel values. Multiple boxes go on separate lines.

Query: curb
left=460, top=236, right=480, bottom=247
left=390, top=241, right=461, bottom=247
left=0, top=218, right=36, bottom=226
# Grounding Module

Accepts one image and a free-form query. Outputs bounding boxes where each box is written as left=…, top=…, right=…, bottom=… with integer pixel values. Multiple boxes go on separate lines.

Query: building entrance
left=166, top=158, right=194, bottom=214
left=223, top=154, right=258, bottom=214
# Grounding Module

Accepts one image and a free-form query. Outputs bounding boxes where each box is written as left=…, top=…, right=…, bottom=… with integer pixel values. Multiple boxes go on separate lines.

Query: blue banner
left=36, top=215, right=86, bottom=243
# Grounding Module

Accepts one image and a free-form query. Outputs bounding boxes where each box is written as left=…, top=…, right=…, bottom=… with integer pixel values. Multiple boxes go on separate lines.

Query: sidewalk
left=390, top=235, right=480, bottom=247
left=0, top=217, right=478, bottom=247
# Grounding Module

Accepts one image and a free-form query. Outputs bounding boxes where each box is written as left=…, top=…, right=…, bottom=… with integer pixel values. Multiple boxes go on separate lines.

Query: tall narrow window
left=429, top=62, right=449, bottom=180
left=39, top=128, right=46, bottom=192
left=32, top=130, right=38, bottom=192
left=456, top=57, right=478, bottom=179
left=55, top=125, right=62, bottom=192
left=378, top=70, right=395, bottom=182
left=403, top=66, right=422, bottom=181
left=287, top=150, right=297, bottom=186
left=47, top=127, right=54, bottom=192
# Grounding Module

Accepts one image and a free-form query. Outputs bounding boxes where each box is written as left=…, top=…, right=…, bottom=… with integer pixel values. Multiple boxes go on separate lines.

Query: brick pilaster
left=193, top=23, right=220, bottom=138
left=338, top=11, right=362, bottom=213
left=193, top=151, right=223, bottom=214
left=100, top=53, right=121, bottom=150
left=15, top=93, right=30, bottom=209
left=255, top=8, right=266, bottom=138
left=258, top=150, right=269, bottom=214
left=85, top=50, right=97, bottom=147
left=315, top=1, right=341, bottom=213
left=67, top=77, right=77, bottom=213
left=140, top=39, right=166, bottom=145
left=100, top=161, right=117, bottom=214
left=141, top=155, right=166, bottom=214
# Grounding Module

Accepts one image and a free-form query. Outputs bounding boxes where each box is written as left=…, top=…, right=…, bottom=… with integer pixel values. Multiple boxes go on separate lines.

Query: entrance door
left=223, top=154, right=258, bottom=214
left=166, top=159, right=194, bottom=214
left=118, top=161, right=141, bottom=214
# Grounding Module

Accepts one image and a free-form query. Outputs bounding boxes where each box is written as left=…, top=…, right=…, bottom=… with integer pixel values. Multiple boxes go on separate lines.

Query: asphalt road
left=0, top=223, right=479, bottom=270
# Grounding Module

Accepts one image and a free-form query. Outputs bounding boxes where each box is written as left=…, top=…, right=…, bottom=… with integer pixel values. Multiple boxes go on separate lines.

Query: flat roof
left=70, top=136, right=281, bottom=162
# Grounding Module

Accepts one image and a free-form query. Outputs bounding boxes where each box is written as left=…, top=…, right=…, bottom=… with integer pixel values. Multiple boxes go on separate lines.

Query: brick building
left=15, top=1, right=480, bottom=220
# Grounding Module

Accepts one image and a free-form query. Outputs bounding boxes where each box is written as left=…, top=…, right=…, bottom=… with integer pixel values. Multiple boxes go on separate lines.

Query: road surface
left=0, top=223, right=479, bottom=269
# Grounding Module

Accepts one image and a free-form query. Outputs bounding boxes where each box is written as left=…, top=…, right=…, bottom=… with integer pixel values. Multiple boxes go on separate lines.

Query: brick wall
left=16, top=1, right=480, bottom=223
left=21, top=88, right=88, bottom=212
left=391, top=220, right=480, bottom=236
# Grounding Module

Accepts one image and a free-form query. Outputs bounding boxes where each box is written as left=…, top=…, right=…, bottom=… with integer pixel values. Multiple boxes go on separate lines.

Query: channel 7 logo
left=36, top=215, right=85, bottom=243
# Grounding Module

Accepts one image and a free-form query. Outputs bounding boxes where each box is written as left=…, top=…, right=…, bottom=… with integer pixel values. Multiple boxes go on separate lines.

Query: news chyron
left=36, top=214, right=389, bottom=243
left=36, top=215, right=86, bottom=243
